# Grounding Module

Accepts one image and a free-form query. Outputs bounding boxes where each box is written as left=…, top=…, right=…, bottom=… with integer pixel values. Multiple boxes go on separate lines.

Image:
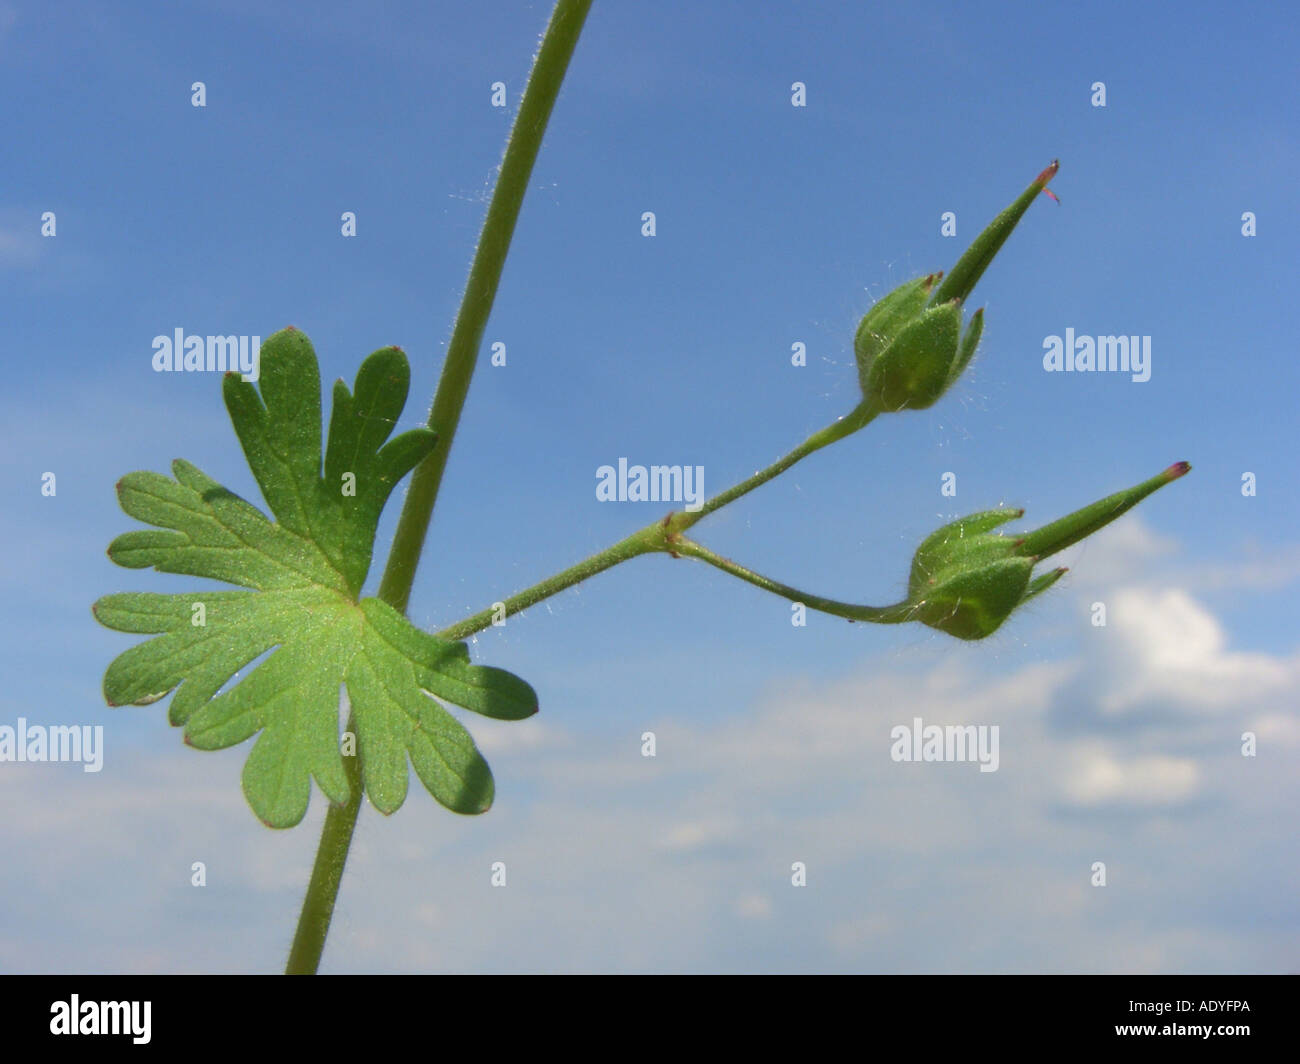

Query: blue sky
left=1, top=0, right=1297, bottom=972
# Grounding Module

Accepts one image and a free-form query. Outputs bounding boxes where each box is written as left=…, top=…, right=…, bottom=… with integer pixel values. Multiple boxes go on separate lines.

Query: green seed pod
left=908, top=506, right=1023, bottom=600
left=946, top=306, right=984, bottom=389
left=865, top=300, right=963, bottom=411
left=930, top=160, right=1059, bottom=308
left=912, top=556, right=1037, bottom=641
left=1012, top=462, right=1191, bottom=561
left=905, top=462, right=1191, bottom=640
left=854, top=272, right=940, bottom=395
left=850, top=162, right=1058, bottom=412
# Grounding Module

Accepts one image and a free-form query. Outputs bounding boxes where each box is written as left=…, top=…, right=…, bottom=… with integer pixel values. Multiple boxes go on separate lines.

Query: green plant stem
left=436, top=526, right=665, bottom=641
left=436, top=400, right=884, bottom=641
left=670, top=537, right=917, bottom=624
left=378, top=0, right=595, bottom=614
left=286, top=0, right=593, bottom=976
left=285, top=710, right=362, bottom=975
left=669, top=399, right=879, bottom=532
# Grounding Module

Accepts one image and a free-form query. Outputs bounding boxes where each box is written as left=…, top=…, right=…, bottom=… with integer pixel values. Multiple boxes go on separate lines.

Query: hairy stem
left=286, top=0, right=593, bottom=976
left=437, top=526, right=666, bottom=641
left=435, top=401, right=883, bottom=641
left=379, top=0, right=595, bottom=613
left=285, top=710, right=363, bottom=976
left=671, top=537, right=917, bottom=625
left=670, top=400, right=878, bottom=532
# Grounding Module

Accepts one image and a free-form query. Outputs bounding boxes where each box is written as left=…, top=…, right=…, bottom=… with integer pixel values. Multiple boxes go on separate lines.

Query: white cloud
left=659, top=818, right=740, bottom=853
left=1054, top=515, right=1300, bottom=595
left=3, top=564, right=1299, bottom=972
left=1095, top=587, right=1299, bottom=714
left=734, top=892, right=773, bottom=920
left=468, top=714, right=565, bottom=755
left=1250, top=713, right=1300, bottom=747
left=1181, top=544, right=1300, bottom=593
left=827, top=912, right=891, bottom=953
left=1054, top=515, right=1180, bottom=585
left=1060, top=745, right=1200, bottom=807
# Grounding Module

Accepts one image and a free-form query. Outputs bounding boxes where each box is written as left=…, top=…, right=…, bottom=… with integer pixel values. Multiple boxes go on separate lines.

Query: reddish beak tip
left=1164, top=461, right=1192, bottom=480
left=1035, top=160, right=1060, bottom=186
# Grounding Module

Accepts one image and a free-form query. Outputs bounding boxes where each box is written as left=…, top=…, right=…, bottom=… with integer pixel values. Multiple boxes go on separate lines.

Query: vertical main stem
left=378, top=0, right=596, bottom=614
left=285, top=0, right=594, bottom=975
left=285, top=711, right=363, bottom=975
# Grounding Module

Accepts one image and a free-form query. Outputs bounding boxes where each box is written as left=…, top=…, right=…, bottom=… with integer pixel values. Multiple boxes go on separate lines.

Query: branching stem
left=287, top=0, right=594, bottom=976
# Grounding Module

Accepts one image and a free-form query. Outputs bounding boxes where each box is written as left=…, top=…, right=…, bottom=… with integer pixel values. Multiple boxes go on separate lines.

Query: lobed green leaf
left=94, top=329, right=537, bottom=827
